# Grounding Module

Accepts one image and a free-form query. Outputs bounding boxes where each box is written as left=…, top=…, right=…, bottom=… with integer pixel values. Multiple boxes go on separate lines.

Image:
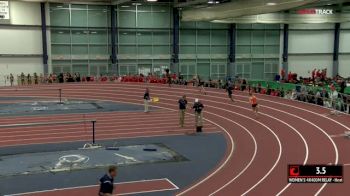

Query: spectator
left=9, top=73, right=14, bottom=86
left=27, top=74, right=32, bottom=85
left=34, top=73, right=38, bottom=84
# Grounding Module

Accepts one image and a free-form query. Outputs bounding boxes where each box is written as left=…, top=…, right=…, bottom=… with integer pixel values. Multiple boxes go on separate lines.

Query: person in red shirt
left=312, top=68, right=316, bottom=81
left=316, top=69, right=321, bottom=78
left=287, top=71, right=292, bottom=82
left=280, top=68, right=285, bottom=81
left=249, top=91, right=259, bottom=118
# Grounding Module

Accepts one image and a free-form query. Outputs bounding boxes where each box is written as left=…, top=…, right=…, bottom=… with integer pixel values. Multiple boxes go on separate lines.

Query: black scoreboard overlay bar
left=288, top=165, right=343, bottom=183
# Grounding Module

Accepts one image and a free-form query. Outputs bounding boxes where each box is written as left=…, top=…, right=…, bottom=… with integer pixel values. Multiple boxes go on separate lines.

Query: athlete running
left=226, top=81, right=234, bottom=102
left=249, top=91, right=258, bottom=118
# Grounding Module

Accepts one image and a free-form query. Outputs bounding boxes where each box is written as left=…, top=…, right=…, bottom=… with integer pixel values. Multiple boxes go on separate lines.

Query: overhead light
left=132, top=3, right=142, bottom=6
left=91, top=31, right=97, bottom=34
left=208, top=0, right=220, bottom=4
left=58, top=31, right=64, bottom=34
left=56, top=5, right=63, bottom=8
left=147, top=0, right=158, bottom=2
left=121, top=5, right=130, bottom=8
left=266, top=2, right=277, bottom=6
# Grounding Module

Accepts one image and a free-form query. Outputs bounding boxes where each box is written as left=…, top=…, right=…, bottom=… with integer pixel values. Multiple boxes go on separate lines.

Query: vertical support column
left=110, top=5, right=118, bottom=75
left=172, top=8, right=180, bottom=74
left=333, top=23, right=340, bottom=77
left=282, top=24, right=289, bottom=77
left=40, top=3, right=49, bottom=75
left=228, top=23, right=236, bottom=79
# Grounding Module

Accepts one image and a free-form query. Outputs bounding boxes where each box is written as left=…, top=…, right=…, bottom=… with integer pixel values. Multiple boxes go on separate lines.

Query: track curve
left=0, top=83, right=349, bottom=196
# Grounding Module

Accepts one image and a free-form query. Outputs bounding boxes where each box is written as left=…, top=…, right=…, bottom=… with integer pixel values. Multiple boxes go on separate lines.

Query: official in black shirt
left=193, top=99, right=204, bottom=132
left=144, top=88, right=150, bottom=113
left=99, top=166, right=117, bottom=196
left=178, top=95, right=188, bottom=127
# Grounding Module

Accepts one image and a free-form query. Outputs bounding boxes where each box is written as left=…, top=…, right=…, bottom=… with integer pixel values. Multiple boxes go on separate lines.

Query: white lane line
left=7, top=178, right=178, bottom=196
left=50, top=90, right=275, bottom=196
left=7, top=92, right=256, bottom=196
left=8, top=84, right=337, bottom=195
left=0, top=131, right=222, bottom=149
left=78, top=84, right=336, bottom=195
left=0, top=124, right=217, bottom=138
left=114, top=153, right=139, bottom=162
left=330, top=133, right=348, bottom=138
left=0, top=129, right=219, bottom=144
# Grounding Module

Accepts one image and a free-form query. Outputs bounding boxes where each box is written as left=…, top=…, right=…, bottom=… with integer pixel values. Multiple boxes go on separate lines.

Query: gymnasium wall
left=288, top=24, right=334, bottom=78
left=0, top=1, right=349, bottom=85
left=0, top=1, right=44, bottom=85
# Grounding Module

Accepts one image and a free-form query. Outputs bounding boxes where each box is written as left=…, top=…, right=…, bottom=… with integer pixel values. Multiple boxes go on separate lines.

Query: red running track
left=0, top=83, right=349, bottom=196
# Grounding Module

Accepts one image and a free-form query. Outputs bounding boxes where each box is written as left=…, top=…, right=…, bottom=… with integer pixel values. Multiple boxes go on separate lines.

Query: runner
left=165, top=69, right=172, bottom=87
left=199, top=84, right=207, bottom=95
left=98, top=165, right=118, bottom=196
left=178, top=95, right=188, bottom=127
left=226, top=81, right=234, bottom=102
left=249, top=91, right=259, bottom=118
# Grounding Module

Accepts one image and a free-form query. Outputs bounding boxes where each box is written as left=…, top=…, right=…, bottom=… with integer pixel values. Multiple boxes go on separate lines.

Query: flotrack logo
left=297, top=9, right=333, bottom=15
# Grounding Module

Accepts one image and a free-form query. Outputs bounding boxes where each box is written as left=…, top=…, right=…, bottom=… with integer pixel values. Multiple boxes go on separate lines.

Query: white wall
left=288, top=55, right=333, bottom=78
left=288, top=24, right=334, bottom=77
left=0, top=1, right=43, bottom=85
left=339, top=22, right=350, bottom=77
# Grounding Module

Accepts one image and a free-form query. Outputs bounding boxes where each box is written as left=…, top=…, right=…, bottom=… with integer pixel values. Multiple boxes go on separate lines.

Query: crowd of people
left=280, top=68, right=349, bottom=94
left=3, top=68, right=350, bottom=113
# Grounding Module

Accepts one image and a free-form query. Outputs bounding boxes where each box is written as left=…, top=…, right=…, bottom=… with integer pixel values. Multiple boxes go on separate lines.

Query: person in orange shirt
left=249, top=91, right=259, bottom=118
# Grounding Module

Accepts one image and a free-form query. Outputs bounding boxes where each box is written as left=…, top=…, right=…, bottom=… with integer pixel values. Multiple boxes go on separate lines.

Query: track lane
left=2, top=85, right=284, bottom=194
left=1, top=82, right=348, bottom=194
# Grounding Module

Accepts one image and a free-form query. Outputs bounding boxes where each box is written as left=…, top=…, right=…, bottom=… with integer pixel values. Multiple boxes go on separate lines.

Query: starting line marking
left=6, top=178, right=179, bottom=196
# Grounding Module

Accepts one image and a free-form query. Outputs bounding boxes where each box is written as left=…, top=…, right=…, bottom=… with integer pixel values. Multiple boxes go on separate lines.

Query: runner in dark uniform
left=226, top=81, right=235, bottom=102
left=99, top=166, right=117, bottom=196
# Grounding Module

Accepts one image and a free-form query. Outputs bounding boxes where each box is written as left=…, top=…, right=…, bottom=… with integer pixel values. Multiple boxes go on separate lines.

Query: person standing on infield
left=192, top=98, right=204, bottom=133
left=178, top=95, right=188, bottom=127
left=249, top=91, right=259, bottom=118
left=99, top=165, right=118, bottom=196
left=144, top=88, right=151, bottom=113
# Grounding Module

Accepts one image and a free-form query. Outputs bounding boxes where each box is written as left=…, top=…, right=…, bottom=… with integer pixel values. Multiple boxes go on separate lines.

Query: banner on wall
left=0, top=1, right=9, bottom=20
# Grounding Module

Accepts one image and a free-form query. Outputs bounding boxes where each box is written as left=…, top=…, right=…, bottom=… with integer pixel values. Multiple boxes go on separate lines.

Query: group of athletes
left=143, top=79, right=259, bottom=131
left=99, top=80, right=259, bottom=196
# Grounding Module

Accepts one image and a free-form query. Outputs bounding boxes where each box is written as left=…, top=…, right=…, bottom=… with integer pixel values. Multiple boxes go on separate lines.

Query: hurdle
left=0, top=119, right=98, bottom=146
left=0, top=88, right=63, bottom=104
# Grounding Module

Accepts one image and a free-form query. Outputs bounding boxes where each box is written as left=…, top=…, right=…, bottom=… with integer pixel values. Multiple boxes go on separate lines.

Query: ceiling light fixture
left=266, top=2, right=277, bottom=6
left=147, top=0, right=158, bottom=2
left=208, top=0, right=215, bottom=4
